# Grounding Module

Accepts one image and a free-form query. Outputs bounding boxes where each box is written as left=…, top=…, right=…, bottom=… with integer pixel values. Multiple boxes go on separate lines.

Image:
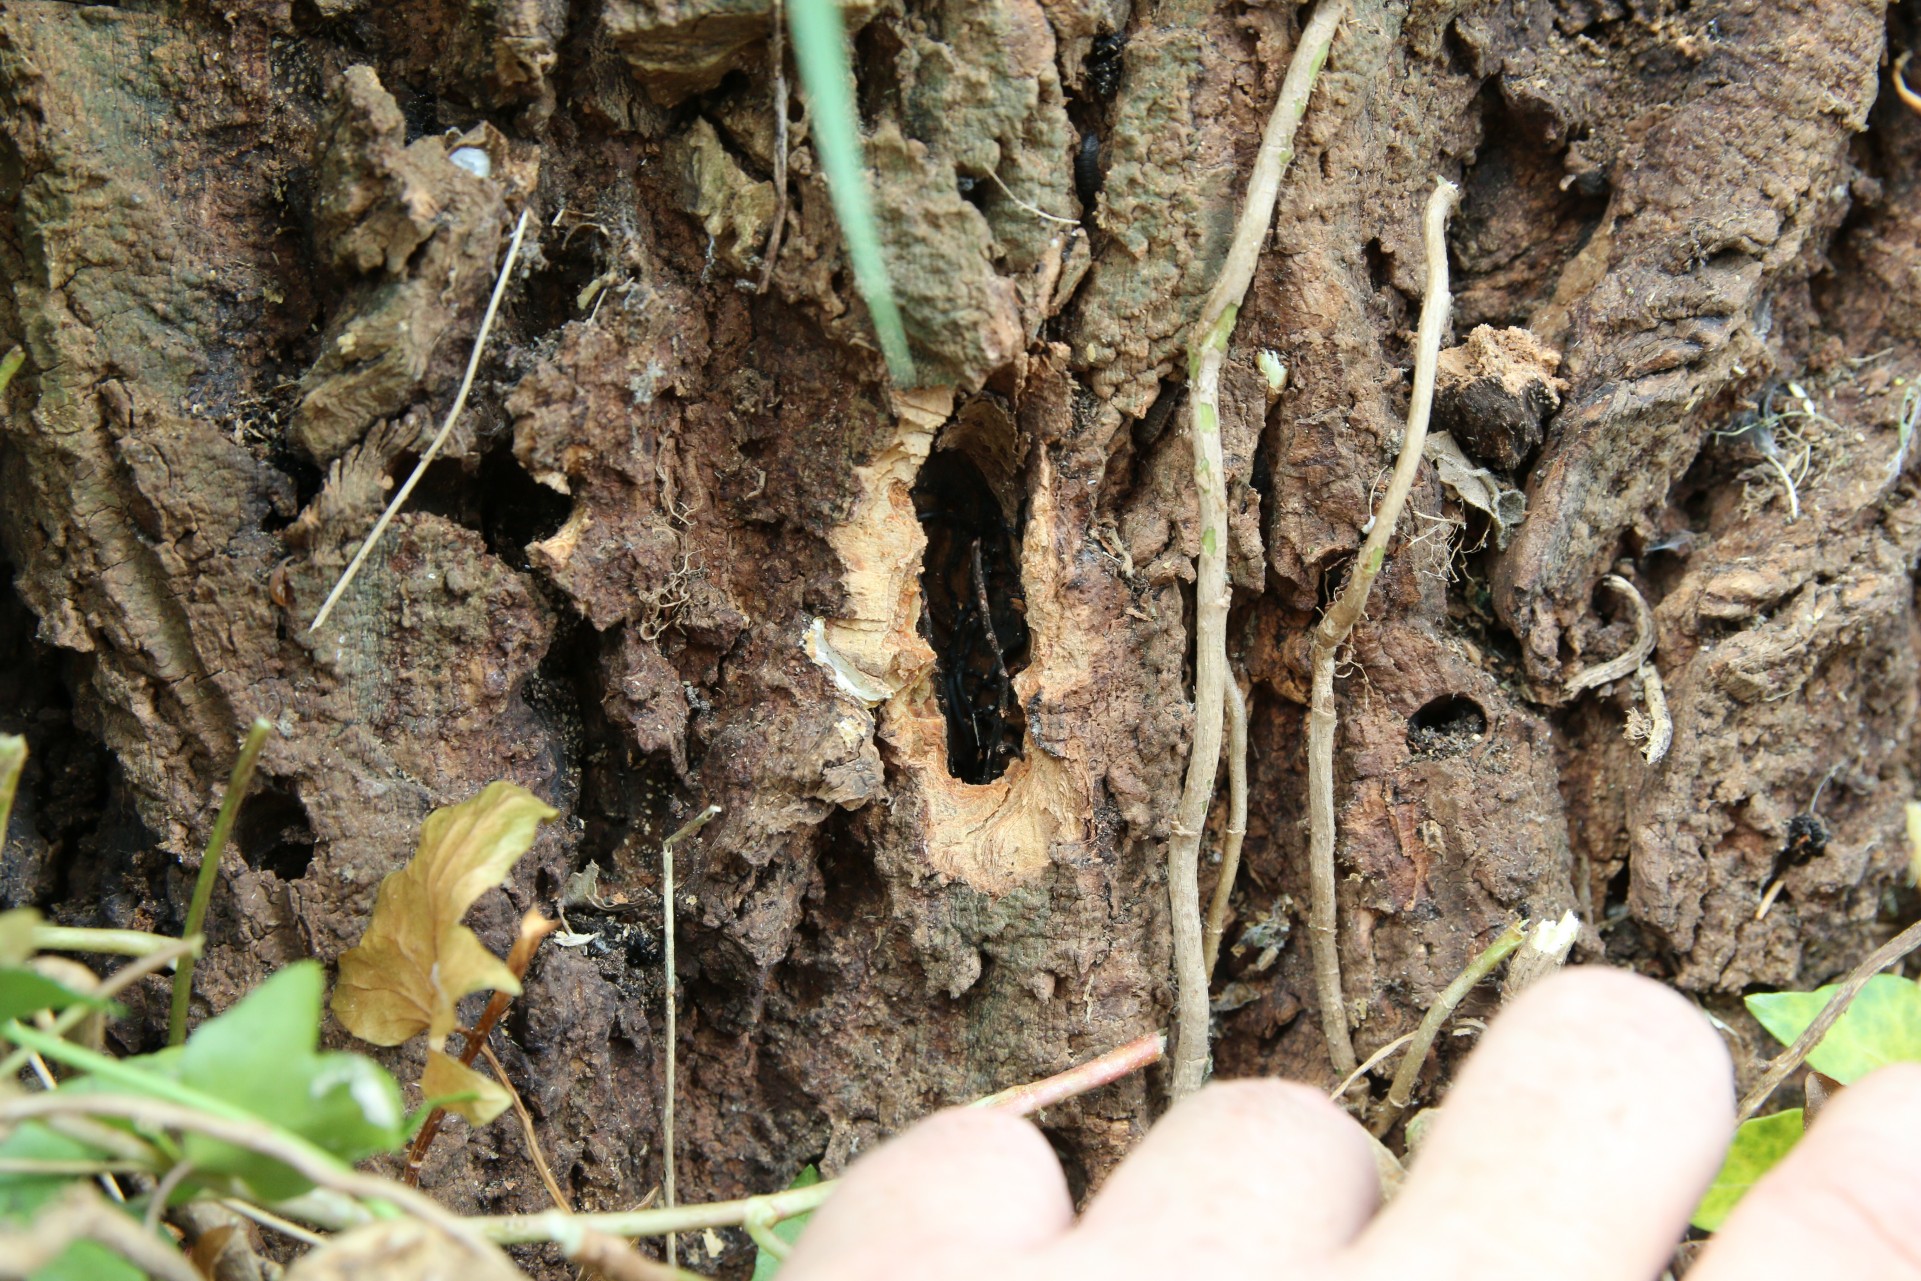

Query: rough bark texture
left=2, top=0, right=1919, bottom=1274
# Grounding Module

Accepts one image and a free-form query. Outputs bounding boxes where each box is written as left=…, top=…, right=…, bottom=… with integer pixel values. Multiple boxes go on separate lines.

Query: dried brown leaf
left=332, top=782, right=557, bottom=1048
left=421, top=1049, right=512, bottom=1127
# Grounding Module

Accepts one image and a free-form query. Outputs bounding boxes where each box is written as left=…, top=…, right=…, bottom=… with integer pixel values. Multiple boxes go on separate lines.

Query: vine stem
left=471, top=1029, right=1162, bottom=1247
left=1307, top=177, right=1459, bottom=1080
left=1167, top=0, right=1348, bottom=1103
left=1201, top=680, right=1249, bottom=976
left=168, top=718, right=272, bottom=1046
left=1370, top=919, right=1524, bottom=1137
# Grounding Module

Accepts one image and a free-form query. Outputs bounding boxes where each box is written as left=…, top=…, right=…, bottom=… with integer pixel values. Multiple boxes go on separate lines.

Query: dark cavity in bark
left=913, top=449, right=1029, bottom=784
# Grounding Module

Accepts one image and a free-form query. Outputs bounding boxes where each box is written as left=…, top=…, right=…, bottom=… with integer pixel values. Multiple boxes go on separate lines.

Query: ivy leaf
left=29, top=1241, right=148, bottom=1281
left=1691, top=1109, right=1803, bottom=1232
left=125, top=962, right=407, bottom=1201
left=751, top=1166, right=822, bottom=1281
left=1746, top=975, right=1921, bottom=1083
left=0, top=966, right=112, bottom=1026
left=420, top=1051, right=512, bottom=1127
left=0, top=1122, right=108, bottom=1221
left=0, top=907, right=39, bottom=966
left=332, top=783, right=557, bottom=1049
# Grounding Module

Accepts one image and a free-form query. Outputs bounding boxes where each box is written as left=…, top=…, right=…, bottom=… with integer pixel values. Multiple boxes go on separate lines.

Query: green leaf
left=1746, top=974, right=1921, bottom=1083
left=0, top=967, right=113, bottom=1026
left=0, top=906, right=39, bottom=967
left=113, top=962, right=406, bottom=1201
left=1691, top=1109, right=1803, bottom=1232
left=29, top=1240, right=147, bottom=1281
left=752, top=1166, right=822, bottom=1281
left=0, top=1123, right=110, bottom=1220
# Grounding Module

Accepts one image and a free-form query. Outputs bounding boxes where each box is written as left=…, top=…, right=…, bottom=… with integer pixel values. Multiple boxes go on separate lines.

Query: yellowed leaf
left=421, top=1050, right=513, bottom=1127
left=332, top=782, right=557, bottom=1048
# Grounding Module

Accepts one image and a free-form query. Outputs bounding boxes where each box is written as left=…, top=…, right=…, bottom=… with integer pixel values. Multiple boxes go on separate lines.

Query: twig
left=1563, top=575, right=1654, bottom=695
left=404, top=910, right=560, bottom=1184
left=169, top=719, right=271, bottom=1046
left=1737, top=916, right=1921, bottom=1122
left=1308, top=178, right=1460, bottom=1079
left=1899, top=52, right=1921, bottom=117
left=981, top=169, right=1080, bottom=226
left=474, top=1029, right=1163, bottom=1247
left=219, top=1197, right=328, bottom=1247
left=477, top=1041, right=570, bottom=1213
left=1328, top=1031, right=1415, bottom=1102
left=661, top=805, right=719, bottom=1271
left=1371, top=918, right=1525, bottom=1137
left=756, top=0, right=789, bottom=295
left=969, top=1032, right=1165, bottom=1115
left=1201, top=679, right=1249, bottom=976
left=145, top=1159, right=197, bottom=1234
left=310, top=209, right=531, bottom=632
left=1168, top=0, right=1348, bottom=1103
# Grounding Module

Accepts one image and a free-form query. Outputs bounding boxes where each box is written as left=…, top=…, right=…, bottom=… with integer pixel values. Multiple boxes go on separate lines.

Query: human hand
left=780, top=968, right=1921, bottom=1280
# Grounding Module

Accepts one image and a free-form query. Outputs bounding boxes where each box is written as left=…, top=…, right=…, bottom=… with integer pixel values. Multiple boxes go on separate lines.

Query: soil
left=3, top=0, right=1920, bottom=1275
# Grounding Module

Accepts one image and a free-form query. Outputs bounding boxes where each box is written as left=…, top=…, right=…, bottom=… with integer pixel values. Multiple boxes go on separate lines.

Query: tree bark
left=2, top=0, right=1919, bottom=1273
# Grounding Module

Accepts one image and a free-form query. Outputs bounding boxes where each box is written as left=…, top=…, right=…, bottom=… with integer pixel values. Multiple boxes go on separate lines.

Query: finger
left=780, top=1108, right=1073, bottom=1281
left=1690, top=1063, right=1921, bottom=1281
left=1342, top=967, right=1733, bottom=1281
left=1050, top=1079, right=1378, bottom=1274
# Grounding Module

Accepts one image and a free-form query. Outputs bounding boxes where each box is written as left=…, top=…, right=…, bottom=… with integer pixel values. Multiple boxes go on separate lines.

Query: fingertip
left=1068, top=1076, right=1377, bottom=1270
left=782, top=1107, right=1072, bottom=1281
left=1693, top=1062, right=1921, bottom=1281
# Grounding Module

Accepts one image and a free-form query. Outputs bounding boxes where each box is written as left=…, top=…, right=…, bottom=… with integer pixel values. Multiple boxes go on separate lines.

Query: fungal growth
left=913, top=448, right=1029, bottom=784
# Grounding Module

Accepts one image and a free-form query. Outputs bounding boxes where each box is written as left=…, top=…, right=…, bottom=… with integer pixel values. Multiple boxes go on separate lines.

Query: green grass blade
left=787, top=0, right=916, bottom=385
left=168, top=718, right=272, bottom=1046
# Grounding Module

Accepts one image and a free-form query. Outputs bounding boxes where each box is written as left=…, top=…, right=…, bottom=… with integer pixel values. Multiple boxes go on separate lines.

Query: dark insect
left=1781, top=812, right=1829, bottom=867
left=1086, top=31, right=1127, bottom=99
left=1075, top=131, right=1104, bottom=214
left=913, top=451, right=1029, bottom=784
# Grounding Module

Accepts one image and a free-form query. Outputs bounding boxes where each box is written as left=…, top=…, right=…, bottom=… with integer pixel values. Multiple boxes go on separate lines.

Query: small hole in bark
left=1406, top=694, right=1487, bottom=756
left=913, top=450, right=1028, bottom=784
left=479, top=446, right=571, bottom=571
left=1364, top=238, right=1392, bottom=292
left=233, top=781, right=317, bottom=881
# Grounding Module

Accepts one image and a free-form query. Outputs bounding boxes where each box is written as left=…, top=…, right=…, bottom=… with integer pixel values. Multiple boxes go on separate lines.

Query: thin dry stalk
left=1168, top=0, right=1348, bottom=1103
left=1201, top=680, right=1249, bottom=975
left=477, top=1041, right=570, bottom=1213
left=1328, top=1031, right=1415, bottom=1102
left=970, top=1032, right=1165, bottom=1115
left=1371, top=919, right=1525, bottom=1137
left=1308, top=178, right=1460, bottom=1079
left=1737, top=916, right=1921, bottom=1121
left=1899, top=52, right=1921, bottom=116
left=310, top=209, right=530, bottom=633
left=661, top=805, right=719, bottom=1271
left=474, top=1029, right=1164, bottom=1247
